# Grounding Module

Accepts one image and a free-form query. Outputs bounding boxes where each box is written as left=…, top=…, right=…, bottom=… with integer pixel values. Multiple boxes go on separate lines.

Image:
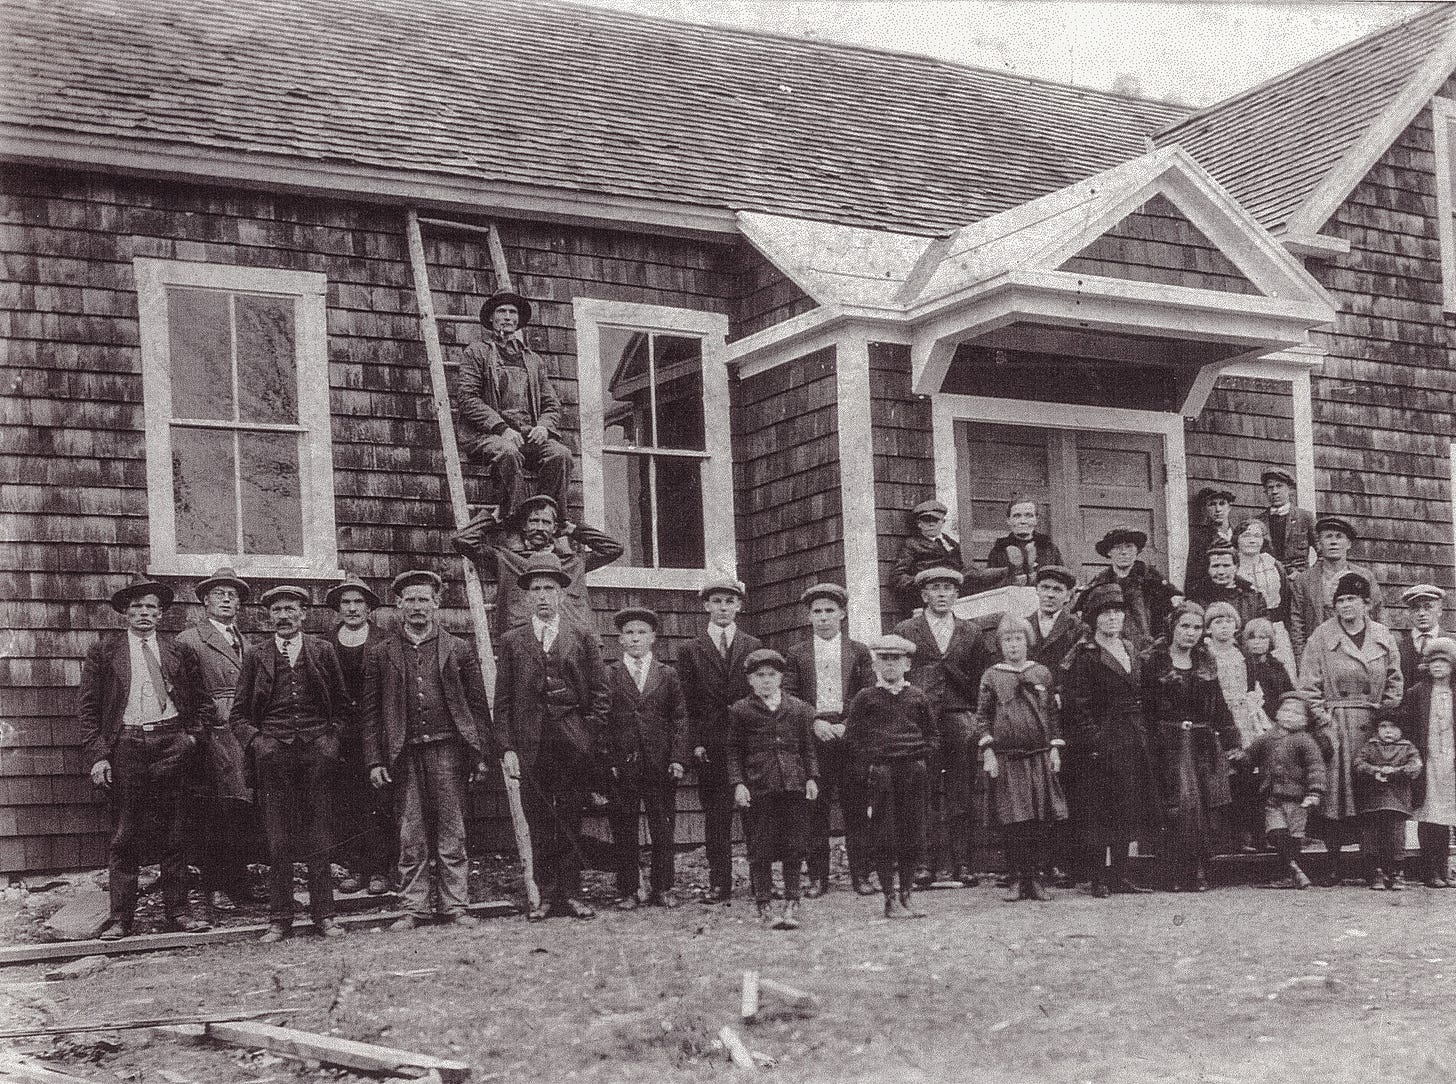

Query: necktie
left=717, top=631, right=729, bottom=659
left=140, top=639, right=169, bottom=714
left=1418, top=634, right=1429, bottom=657
left=632, top=660, right=647, bottom=692
left=227, top=627, right=242, bottom=659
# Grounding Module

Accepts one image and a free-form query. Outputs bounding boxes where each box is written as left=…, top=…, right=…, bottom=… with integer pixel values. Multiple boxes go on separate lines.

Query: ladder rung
left=432, top=313, right=478, bottom=324
left=419, top=216, right=497, bottom=238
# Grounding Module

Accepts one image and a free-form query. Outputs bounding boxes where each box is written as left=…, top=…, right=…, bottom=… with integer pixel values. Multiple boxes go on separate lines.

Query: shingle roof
left=0, top=0, right=1187, bottom=235
left=1155, top=3, right=1456, bottom=232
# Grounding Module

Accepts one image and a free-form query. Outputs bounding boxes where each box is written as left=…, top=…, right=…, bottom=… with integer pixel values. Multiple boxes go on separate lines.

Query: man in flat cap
left=364, top=570, right=512, bottom=929
left=1287, top=516, right=1383, bottom=662
left=457, top=290, right=573, bottom=523
left=494, top=551, right=610, bottom=920
left=677, top=575, right=762, bottom=902
left=231, top=584, right=348, bottom=942
left=1398, top=584, right=1449, bottom=691
left=894, top=567, right=999, bottom=887
left=80, top=575, right=215, bottom=940
left=177, top=567, right=256, bottom=916
left=1183, top=485, right=1238, bottom=600
left=1257, top=468, right=1318, bottom=573
left=603, top=607, right=690, bottom=909
left=889, top=500, right=1008, bottom=617
left=454, top=494, right=623, bottom=637
left=783, top=583, right=875, bottom=896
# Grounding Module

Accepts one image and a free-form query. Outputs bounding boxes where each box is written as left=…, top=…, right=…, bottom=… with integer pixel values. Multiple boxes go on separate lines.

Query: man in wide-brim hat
left=455, top=287, right=572, bottom=523
left=1286, top=513, right=1383, bottom=660
left=80, top=574, right=215, bottom=940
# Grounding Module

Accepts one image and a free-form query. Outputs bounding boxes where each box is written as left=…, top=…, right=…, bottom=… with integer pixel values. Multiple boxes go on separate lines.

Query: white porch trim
left=1218, top=346, right=1324, bottom=510
left=835, top=334, right=883, bottom=642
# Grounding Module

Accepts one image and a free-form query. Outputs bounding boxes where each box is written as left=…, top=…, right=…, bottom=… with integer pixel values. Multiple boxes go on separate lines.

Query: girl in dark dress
left=1060, top=582, right=1162, bottom=897
left=1242, top=617, right=1294, bottom=719
left=1143, top=602, right=1240, bottom=892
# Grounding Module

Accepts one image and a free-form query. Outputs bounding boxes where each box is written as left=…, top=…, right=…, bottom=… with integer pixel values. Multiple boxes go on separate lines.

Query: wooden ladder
left=402, top=209, right=538, bottom=908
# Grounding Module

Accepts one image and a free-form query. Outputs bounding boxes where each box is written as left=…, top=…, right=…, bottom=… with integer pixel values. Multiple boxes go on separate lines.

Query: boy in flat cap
left=1183, top=486, right=1238, bottom=600
left=1403, top=636, right=1456, bottom=886
left=457, top=290, right=573, bottom=522
left=894, top=567, right=999, bottom=887
left=677, top=576, right=762, bottom=902
left=364, top=570, right=511, bottom=929
left=603, top=607, right=690, bottom=909
left=728, top=648, right=819, bottom=930
left=889, top=500, right=1009, bottom=617
left=1398, top=584, right=1448, bottom=691
left=783, top=583, right=876, bottom=896
left=845, top=635, right=939, bottom=918
left=1287, top=516, right=1383, bottom=661
left=81, top=575, right=216, bottom=939
left=177, top=566, right=256, bottom=915
left=1256, top=468, right=1318, bottom=573
left=230, top=583, right=349, bottom=942
left=1079, top=526, right=1182, bottom=652
left=985, top=497, right=1066, bottom=587
left=494, top=552, right=610, bottom=920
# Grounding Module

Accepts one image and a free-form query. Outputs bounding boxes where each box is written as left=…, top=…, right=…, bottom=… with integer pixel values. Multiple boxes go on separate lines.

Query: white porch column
left=836, top=333, right=883, bottom=641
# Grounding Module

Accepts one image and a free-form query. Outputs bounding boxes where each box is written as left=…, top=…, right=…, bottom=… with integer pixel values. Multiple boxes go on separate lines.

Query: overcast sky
left=581, top=1, right=1420, bottom=106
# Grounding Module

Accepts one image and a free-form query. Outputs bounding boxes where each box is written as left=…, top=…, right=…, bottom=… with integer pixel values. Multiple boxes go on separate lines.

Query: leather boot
left=1023, top=876, right=1051, bottom=902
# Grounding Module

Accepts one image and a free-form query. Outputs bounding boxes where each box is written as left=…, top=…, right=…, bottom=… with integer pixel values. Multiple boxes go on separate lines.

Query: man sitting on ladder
left=457, top=290, right=573, bottom=524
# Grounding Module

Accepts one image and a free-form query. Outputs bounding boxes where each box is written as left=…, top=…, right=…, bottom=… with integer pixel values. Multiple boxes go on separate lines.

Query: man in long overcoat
left=1287, top=516, right=1384, bottom=661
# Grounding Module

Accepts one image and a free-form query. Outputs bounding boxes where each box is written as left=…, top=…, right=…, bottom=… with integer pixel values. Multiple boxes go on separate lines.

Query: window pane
left=599, top=327, right=651, bottom=447
left=167, top=288, right=233, bottom=420
left=172, top=426, right=237, bottom=553
left=236, top=294, right=298, bottom=424
left=653, top=335, right=705, bottom=451
left=240, top=432, right=304, bottom=555
left=602, top=450, right=652, bottom=566
left=655, top=456, right=705, bottom=568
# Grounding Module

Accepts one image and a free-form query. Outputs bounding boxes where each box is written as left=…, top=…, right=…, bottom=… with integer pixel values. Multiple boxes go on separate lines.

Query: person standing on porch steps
left=985, top=498, right=1066, bottom=587
left=890, top=499, right=1009, bottom=616
left=1257, top=468, right=1318, bottom=574
left=678, top=577, right=761, bottom=903
left=1287, top=516, right=1384, bottom=663
left=1079, top=526, right=1182, bottom=652
left=1397, top=584, right=1448, bottom=692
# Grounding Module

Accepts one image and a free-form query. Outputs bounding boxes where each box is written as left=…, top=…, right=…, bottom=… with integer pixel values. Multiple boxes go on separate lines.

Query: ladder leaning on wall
left=401, top=209, right=539, bottom=909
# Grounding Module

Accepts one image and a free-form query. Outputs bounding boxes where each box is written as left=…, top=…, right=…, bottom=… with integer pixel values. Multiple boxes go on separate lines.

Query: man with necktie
left=80, top=574, right=215, bottom=940
left=177, top=566, right=256, bottom=916
left=230, top=584, right=348, bottom=943
left=1256, top=468, right=1318, bottom=573
left=1399, top=584, right=1448, bottom=691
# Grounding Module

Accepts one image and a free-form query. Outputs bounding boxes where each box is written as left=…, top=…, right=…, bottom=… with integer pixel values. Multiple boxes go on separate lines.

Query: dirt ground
left=6, top=851, right=1456, bottom=1084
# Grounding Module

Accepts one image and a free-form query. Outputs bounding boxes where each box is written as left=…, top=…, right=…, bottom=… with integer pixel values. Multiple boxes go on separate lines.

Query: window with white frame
left=1433, top=97, right=1456, bottom=310
left=573, top=299, right=734, bottom=589
left=134, top=258, right=340, bottom=578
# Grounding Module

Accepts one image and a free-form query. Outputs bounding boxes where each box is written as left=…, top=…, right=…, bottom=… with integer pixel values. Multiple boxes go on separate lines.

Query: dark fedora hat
left=479, top=290, right=533, bottom=328
left=325, top=574, right=381, bottom=611
left=516, top=550, right=572, bottom=589
left=1080, top=582, right=1127, bottom=619
left=194, top=566, right=251, bottom=603
left=1095, top=526, right=1148, bottom=558
left=111, top=573, right=174, bottom=613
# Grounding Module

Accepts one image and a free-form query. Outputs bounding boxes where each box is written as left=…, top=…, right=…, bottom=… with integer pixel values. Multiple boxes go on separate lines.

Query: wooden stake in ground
left=740, top=970, right=759, bottom=1022
left=717, top=1026, right=757, bottom=1072
left=204, top=1020, right=470, bottom=1083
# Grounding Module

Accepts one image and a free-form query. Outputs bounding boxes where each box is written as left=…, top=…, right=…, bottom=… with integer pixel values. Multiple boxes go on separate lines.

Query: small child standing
left=1240, top=691, right=1328, bottom=889
left=975, top=614, right=1067, bottom=902
left=845, top=635, right=939, bottom=919
left=1241, top=617, right=1293, bottom=720
left=727, top=649, right=819, bottom=929
left=1355, top=718, right=1424, bottom=890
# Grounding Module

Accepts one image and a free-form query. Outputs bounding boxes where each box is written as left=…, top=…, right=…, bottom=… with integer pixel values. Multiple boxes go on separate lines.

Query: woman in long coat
left=1061, top=583, right=1162, bottom=897
left=1143, top=602, right=1239, bottom=891
left=1298, top=571, right=1403, bottom=885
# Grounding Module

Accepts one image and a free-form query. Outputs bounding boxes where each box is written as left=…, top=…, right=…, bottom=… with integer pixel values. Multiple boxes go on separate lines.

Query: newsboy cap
left=391, top=569, right=444, bottom=597
left=612, top=606, right=660, bottom=632
left=910, top=500, right=948, bottom=521
left=1314, top=516, right=1357, bottom=542
left=1033, top=565, right=1077, bottom=589
left=699, top=576, right=746, bottom=600
left=800, top=582, right=849, bottom=608
left=479, top=290, right=533, bottom=328
left=1196, top=486, right=1236, bottom=504
left=325, top=574, right=379, bottom=611
left=194, top=566, right=251, bottom=603
left=110, top=573, right=173, bottom=613
left=1402, top=584, right=1446, bottom=606
left=914, top=566, right=963, bottom=588
left=1260, top=468, right=1296, bottom=488
left=259, top=584, right=311, bottom=608
left=743, top=648, right=787, bottom=673
left=868, top=634, right=917, bottom=657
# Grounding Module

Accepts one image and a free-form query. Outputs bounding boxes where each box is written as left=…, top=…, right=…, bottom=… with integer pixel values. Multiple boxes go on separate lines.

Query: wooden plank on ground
left=0, top=1053, right=94, bottom=1083
left=203, top=1020, right=470, bottom=1083
left=0, top=901, right=517, bottom=968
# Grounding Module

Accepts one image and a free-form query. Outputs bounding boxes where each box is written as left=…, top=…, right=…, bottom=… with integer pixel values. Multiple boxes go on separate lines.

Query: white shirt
left=925, top=611, right=955, bottom=655
left=812, top=634, right=843, bottom=714
left=710, top=623, right=736, bottom=655
left=1268, top=503, right=1292, bottom=517
left=1036, top=611, right=1059, bottom=640
left=209, top=618, right=243, bottom=656
left=274, top=633, right=302, bottom=667
left=532, top=614, right=560, bottom=653
left=123, top=633, right=175, bottom=725
left=626, top=652, right=652, bottom=692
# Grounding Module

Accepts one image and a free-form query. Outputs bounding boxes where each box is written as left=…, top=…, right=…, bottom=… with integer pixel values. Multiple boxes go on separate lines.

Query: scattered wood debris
left=201, top=1020, right=470, bottom=1083
left=717, top=1025, right=756, bottom=1072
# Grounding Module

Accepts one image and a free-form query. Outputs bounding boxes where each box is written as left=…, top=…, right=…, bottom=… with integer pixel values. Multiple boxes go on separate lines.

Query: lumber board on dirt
left=203, top=1020, right=470, bottom=1083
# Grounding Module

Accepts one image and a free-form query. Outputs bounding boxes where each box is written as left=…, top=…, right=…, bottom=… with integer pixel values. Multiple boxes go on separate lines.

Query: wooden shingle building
left=3, top=0, right=1454, bottom=872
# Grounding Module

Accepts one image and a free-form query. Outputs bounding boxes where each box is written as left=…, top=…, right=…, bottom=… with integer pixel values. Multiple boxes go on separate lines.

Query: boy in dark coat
left=1355, top=718, right=1424, bottom=890
left=1239, top=691, right=1327, bottom=889
left=889, top=500, right=1008, bottom=616
left=603, top=607, right=690, bottom=909
left=727, top=649, right=819, bottom=930
left=845, top=635, right=940, bottom=919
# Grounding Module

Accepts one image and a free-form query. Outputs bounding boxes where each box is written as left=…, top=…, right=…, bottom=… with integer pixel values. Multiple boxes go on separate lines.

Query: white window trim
left=1432, top=97, right=1456, bottom=312
left=134, top=257, right=342, bottom=580
left=573, top=298, right=734, bottom=591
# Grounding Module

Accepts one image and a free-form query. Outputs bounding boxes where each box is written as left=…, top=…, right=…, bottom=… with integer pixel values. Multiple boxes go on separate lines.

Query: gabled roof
left=1156, top=3, right=1456, bottom=235
left=0, top=0, right=1185, bottom=235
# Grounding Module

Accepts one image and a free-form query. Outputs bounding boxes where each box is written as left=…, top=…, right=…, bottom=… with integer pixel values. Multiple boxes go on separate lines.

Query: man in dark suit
left=1398, top=584, right=1448, bottom=690
left=893, top=567, right=999, bottom=886
left=1257, top=468, right=1318, bottom=573
left=677, top=575, right=762, bottom=903
left=230, top=584, right=348, bottom=943
left=603, top=607, right=690, bottom=909
left=494, top=551, right=611, bottom=920
left=364, top=570, right=510, bottom=930
left=783, top=583, right=875, bottom=896
left=177, top=566, right=254, bottom=916
left=80, top=575, right=215, bottom=940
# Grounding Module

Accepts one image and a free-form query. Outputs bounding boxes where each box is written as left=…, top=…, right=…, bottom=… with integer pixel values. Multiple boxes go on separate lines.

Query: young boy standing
left=845, top=635, right=939, bottom=918
left=1355, top=718, right=1424, bottom=890
left=1239, top=691, right=1327, bottom=889
left=604, top=607, right=690, bottom=909
left=727, top=649, right=819, bottom=930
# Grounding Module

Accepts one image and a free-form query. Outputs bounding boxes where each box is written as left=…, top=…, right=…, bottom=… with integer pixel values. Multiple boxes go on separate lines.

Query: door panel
left=956, top=422, right=1053, bottom=565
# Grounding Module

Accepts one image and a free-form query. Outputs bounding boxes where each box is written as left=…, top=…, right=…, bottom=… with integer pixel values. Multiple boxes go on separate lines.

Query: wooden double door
left=955, top=422, right=1168, bottom=581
